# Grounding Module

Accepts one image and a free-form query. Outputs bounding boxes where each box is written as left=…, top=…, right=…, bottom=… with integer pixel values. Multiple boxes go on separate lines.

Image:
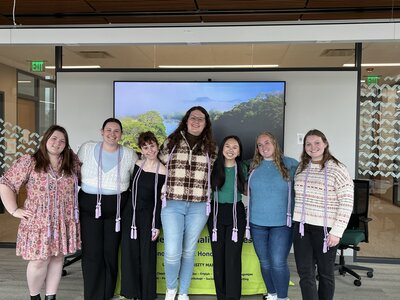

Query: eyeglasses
left=188, top=116, right=206, bottom=123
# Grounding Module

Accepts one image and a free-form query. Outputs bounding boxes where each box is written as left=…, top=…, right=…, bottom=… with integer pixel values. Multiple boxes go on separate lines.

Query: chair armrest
left=358, top=216, right=372, bottom=243
left=359, top=216, right=372, bottom=223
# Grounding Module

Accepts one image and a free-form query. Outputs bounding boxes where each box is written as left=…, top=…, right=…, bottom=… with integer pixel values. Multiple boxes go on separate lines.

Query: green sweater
left=216, top=165, right=247, bottom=203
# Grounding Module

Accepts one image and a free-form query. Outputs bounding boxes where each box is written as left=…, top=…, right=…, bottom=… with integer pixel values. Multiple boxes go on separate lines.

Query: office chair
left=336, top=179, right=374, bottom=286
left=62, top=250, right=82, bottom=276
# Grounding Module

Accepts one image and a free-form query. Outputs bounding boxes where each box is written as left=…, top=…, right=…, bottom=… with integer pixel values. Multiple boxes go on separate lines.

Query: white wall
left=57, top=70, right=357, bottom=176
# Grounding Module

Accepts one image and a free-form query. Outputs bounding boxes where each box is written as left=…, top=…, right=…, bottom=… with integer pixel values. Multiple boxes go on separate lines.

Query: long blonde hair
left=250, top=132, right=289, bottom=181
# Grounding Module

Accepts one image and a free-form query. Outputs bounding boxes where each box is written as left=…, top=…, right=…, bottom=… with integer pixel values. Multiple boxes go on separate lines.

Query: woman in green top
left=207, top=135, right=247, bottom=300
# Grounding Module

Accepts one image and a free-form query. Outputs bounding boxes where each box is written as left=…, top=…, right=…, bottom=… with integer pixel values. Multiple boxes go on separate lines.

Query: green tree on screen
left=121, top=111, right=167, bottom=152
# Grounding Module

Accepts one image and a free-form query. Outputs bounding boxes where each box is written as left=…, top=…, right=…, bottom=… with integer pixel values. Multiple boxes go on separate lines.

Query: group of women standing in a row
left=0, top=105, right=354, bottom=300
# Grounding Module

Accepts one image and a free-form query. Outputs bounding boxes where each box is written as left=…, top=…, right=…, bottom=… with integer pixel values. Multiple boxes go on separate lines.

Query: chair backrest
left=347, top=179, right=370, bottom=241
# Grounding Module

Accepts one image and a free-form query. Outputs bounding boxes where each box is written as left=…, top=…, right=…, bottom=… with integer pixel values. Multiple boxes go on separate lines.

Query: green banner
left=116, top=226, right=294, bottom=296
left=156, top=227, right=266, bottom=295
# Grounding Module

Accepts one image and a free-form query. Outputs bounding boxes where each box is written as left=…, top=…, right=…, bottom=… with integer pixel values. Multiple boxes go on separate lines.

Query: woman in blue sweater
left=247, top=132, right=298, bottom=300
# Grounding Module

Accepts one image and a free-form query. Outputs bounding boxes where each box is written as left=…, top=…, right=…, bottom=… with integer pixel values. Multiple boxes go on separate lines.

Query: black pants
left=120, top=206, right=158, bottom=300
left=207, top=202, right=246, bottom=300
left=293, top=222, right=338, bottom=300
left=79, top=190, right=128, bottom=300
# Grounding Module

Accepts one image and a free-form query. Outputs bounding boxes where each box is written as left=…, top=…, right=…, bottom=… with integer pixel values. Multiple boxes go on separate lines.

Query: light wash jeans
left=161, top=200, right=208, bottom=295
left=250, top=223, right=293, bottom=299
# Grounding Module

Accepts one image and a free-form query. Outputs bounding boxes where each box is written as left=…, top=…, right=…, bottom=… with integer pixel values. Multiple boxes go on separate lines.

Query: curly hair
left=138, top=131, right=159, bottom=148
left=33, top=125, right=76, bottom=175
left=211, top=135, right=246, bottom=194
left=297, top=129, right=340, bottom=174
left=250, top=131, right=290, bottom=181
left=163, top=106, right=217, bottom=156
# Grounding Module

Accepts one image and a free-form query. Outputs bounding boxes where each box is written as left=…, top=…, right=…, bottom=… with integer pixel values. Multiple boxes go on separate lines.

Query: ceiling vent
left=75, top=51, right=113, bottom=59
left=320, top=49, right=354, bottom=57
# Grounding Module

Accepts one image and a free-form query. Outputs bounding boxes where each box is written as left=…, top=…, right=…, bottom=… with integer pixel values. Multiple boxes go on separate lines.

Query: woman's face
left=305, top=134, right=327, bottom=161
left=140, top=141, right=159, bottom=161
left=222, top=138, right=240, bottom=162
left=257, top=134, right=275, bottom=159
left=46, top=130, right=66, bottom=157
left=186, top=110, right=206, bottom=136
left=101, top=122, right=122, bottom=146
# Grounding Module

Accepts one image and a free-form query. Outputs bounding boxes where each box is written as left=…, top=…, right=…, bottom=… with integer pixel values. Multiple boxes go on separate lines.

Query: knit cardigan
left=78, top=142, right=137, bottom=193
left=292, top=159, right=354, bottom=238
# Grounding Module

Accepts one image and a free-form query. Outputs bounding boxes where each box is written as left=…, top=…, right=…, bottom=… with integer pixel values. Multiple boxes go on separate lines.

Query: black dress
left=121, top=164, right=165, bottom=300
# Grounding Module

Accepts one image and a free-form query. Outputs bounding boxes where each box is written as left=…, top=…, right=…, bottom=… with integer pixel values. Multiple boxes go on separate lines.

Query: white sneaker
left=177, top=295, right=189, bottom=300
left=165, top=288, right=177, bottom=300
left=264, top=294, right=278, bottom=300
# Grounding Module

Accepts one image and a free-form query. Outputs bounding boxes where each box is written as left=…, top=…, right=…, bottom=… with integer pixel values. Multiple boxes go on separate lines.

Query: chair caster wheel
left=367, top=271, right=373, bottom=278
left=354, top=279, right=361, bottom=286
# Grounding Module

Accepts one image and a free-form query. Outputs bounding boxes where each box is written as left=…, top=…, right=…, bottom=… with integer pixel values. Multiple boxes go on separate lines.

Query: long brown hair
left=33, top=125, right=76, bottom=175
left=250, top=132, right=290, bottom=181
left=297, top=129, right=340, bottom=174
left=164, top=106, right=216, bottom=156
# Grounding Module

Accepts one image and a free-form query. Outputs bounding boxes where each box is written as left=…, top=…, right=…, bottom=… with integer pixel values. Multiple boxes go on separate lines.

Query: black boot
left=30, top=295, right=41, bottom=300
left=44, top=295, right=56, bottom=300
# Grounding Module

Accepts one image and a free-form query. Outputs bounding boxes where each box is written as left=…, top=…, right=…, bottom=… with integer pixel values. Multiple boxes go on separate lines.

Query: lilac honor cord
left=151, top=162, right=160, bottom=238
left=47, top=167, right=64, bottom=240
left=161, top=145, right=176, bottom=208
left=96, top=143, right=103, bottom=219
left=96, top=143, right=122, bottom=233
left=231, top=163, right=238, bottom=242
left=73, top=174, right=79, bottom=223
left=245, top=170, right=255, bottom=240
left=46, top=175, right=52, bottom=238
left=130, top=161, right=145, bottom=239
left=115, top=147, right=122, bottom=232
left=206, top=153, right=211, bottom=216
left=322, top=163, right=329, bottom=253
left=299, top=163, right=312, bottom=237
left=212, top=192, right=219, bottom=242
left=286, top=181, right=292, bottom=227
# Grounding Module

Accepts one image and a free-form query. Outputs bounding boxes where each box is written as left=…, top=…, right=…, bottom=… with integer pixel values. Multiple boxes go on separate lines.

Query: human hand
left=327, top=234, right=340, bottom=247
left=12, top=208, right=33, bottom=220
left=151, top=229, right=160, bottom=241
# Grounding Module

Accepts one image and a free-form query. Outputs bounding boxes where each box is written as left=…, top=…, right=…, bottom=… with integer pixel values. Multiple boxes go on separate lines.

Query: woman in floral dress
left=0, top=125, right=81, bottom=300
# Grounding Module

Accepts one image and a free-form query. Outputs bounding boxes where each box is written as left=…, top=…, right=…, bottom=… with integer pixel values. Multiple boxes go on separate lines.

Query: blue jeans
left=250, top=223, right=293, bottom=299
left=161, top=200, right=208, bottom=295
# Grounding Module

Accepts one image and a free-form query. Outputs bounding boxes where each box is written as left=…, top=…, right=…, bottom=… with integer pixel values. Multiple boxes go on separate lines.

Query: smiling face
left=305, top=134, right=327, bottom=161
left=222, top=138, right=240, bottom=163
left=46, top=130, right=66, bottom=157
left=101, top=121, right=122, bottom=146
left=186, top=109, right=206, bottom=136
left=141, top=141, right=159, bottom=161
left=256, top=134, right=275, bottom=160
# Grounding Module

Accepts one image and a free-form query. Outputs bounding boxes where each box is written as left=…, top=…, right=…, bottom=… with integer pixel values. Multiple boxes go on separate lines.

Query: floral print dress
left=0, top=155, right=81, bottom=260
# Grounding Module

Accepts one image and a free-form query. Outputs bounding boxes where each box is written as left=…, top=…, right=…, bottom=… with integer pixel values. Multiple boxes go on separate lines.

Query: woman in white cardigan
left=78, top=118, right=138, bottom=300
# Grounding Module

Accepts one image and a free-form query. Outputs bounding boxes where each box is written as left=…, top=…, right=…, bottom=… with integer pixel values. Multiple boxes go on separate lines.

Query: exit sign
left=367, top=76, right=379, bottom=84
left=31, top=61, right=45, bottom=72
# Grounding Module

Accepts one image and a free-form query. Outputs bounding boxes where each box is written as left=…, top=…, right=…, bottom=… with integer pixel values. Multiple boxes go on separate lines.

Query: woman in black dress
left=121, top=131, right=166, bottom=300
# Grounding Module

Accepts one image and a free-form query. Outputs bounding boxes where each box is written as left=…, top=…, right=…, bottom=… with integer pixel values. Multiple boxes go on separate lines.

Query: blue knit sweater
left=249, top=157, right=298, bottom=226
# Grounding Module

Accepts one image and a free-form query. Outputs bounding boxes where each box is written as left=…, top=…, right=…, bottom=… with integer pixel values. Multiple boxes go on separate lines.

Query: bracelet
left=11, top=207, right=18, bottom=216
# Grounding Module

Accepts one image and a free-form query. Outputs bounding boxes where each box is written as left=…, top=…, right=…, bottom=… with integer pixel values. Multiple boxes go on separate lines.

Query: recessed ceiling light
left=158, top=64, right=279, bottom=68
left=45, top=65, right=101, bottom=69
left=343, top=63, right=400, bottom=67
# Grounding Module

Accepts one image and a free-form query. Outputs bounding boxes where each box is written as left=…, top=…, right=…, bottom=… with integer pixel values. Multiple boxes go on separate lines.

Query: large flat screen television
left=114, top=81, right=286, bottom=160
